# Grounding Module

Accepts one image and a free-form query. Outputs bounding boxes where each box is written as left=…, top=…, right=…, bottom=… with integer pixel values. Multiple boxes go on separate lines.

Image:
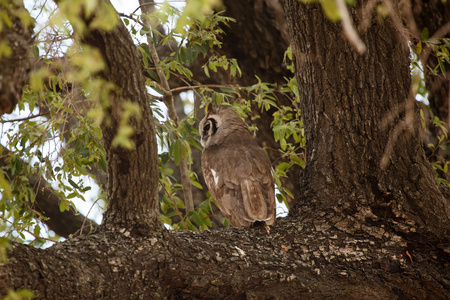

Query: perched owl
left=199, top=104, right=276, bottom=227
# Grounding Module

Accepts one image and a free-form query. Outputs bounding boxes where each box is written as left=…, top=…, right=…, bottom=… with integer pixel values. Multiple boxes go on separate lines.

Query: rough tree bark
left=0, top=0, right=33, bottom=115
left=1, top=0, right=449, bottom=299
left=284, top=0, right=450, bottom=236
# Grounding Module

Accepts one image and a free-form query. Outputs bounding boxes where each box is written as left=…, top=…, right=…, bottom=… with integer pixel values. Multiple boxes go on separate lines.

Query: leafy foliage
left=0, top=1, right=303, bottom=244
left=412, top=27, right=450, bottom=187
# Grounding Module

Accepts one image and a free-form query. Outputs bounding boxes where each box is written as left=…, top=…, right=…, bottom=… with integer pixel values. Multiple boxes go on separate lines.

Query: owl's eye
left=204, top=118, right=217, bottom=135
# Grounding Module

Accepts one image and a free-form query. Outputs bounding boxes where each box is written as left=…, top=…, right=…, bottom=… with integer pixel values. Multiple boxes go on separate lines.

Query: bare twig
left=0, top=216, right=57, bottom=244
left=132, top=2, right=158, bottom=15
left=170, top=84, right=239, bottom=94
left=335, top=0, right=366, bottom=54
left=77, top=197, right=103, bottom=236
left=0, top=112, right=50, bottom=123
left=430, top=21, right=450, bottom=40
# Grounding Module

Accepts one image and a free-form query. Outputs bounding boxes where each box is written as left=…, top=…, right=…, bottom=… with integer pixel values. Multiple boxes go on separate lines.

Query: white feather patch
left=210, top=169, right=219, bottom=185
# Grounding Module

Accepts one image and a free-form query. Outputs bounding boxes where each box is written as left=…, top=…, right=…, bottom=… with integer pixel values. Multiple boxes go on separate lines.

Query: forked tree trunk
left=1, top=0, right=449, bottom=299
left=284, top=0, right=450, bottom=237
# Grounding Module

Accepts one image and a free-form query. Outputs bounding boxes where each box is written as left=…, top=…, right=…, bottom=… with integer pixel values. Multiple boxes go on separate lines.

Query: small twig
left=179, top=158, right=194, bottom=212
left=335, top=0, right=366, bottom=54
left=132, top=2, right=158, bottom=15
left=78, top=197, right=102, bottom=236
left=0, top=216, right=56, bottom=244
left=170, top=84, right=239, bottom=94
left=35, top=0, right=49, bottom=20
left=150, top=81, right=171, bottom=96
left=159, top=181, right=188, bottom=229
left=0, top=112, right=50, bottom=123
left=118, top=12, right=147, bottom=29
left=202, top=209, right=221, bottom=220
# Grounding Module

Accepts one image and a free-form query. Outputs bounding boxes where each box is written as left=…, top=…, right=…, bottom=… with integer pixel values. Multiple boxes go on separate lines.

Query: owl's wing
left=202, top=142, right=275, bottom=226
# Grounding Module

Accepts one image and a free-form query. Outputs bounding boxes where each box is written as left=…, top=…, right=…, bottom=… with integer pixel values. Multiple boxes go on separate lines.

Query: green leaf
left=7, top=289, right=35, bottom=299
left=277, top=162, right=289, bottom=171
left=416, top=41, right=422, bottom=55
left=0, top=170, right=11, bottom=197
left=220, top=87, right=235, bottom=93
left=66, top=192, right=78, bottom=199
left=31, top=45, right=40, bottom=58
left=191, top=180, right=203, bottom=189
left=199, top=210, right=212, bottom=227
left=33, top=225, right=41, bottom=237
left=59, top=200, right=70, bottom=212
left=230, top=64, right=236, bottom=77
left=187, top=139, right=202, bottom=151
left=320, top=0, right=340, bottom=22
left=438, top=59, right=446, bottom=75
left=68, top=178, right=80, bottom=189
left=421, top=27, right=429, bottom=40
left=160, top=214, right=172, bottom=225
left=191, top=211, right=204, bottom=227
left=173, top=139, right=182, bottom=166
left=276, top=193, right=286, bottom=203
left=203, top=66, right=210, bottom=78
left=290, top=155, right=304, bottom=167
left=99, top=157, right=107, bottom=172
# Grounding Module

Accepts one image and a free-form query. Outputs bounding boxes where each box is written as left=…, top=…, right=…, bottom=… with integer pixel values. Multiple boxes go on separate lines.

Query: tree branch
left=2, top=217, right=448, bottom=299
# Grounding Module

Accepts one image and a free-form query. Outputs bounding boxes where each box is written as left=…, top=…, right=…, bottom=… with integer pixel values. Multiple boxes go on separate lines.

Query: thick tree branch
left=2, top=217, right=448, bottom=299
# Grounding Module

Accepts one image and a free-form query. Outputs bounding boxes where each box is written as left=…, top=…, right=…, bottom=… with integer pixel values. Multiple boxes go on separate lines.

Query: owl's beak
left=200, top=136, right=205, bottom=147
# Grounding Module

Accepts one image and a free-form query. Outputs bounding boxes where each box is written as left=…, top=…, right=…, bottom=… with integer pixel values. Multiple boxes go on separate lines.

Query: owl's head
left=199, top=104, right=249, bottom=149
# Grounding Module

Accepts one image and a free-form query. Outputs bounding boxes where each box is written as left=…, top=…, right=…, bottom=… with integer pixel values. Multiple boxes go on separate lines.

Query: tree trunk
left=79, top=8, right=161, bottom=233
left=0, top=0, right=33, bottom=115
left=284, top=0, right=450, bottom=237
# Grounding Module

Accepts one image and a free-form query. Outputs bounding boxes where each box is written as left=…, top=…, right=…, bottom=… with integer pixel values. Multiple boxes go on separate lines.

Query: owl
left=199, top=104, right=276, bottom=227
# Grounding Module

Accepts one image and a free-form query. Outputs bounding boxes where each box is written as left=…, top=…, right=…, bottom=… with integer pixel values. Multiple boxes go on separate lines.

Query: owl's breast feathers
left=202, top=139, right=276, bottom=227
